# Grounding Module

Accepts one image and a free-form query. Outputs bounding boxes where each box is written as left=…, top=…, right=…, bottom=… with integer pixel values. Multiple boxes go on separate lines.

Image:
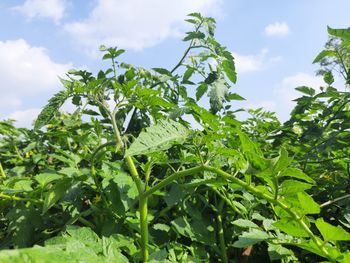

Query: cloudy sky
left=1, top=0, right=349, bottom=127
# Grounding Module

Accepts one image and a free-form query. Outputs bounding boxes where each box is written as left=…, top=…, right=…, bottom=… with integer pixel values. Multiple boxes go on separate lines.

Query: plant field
left=0, top=14, right=350, bottom=262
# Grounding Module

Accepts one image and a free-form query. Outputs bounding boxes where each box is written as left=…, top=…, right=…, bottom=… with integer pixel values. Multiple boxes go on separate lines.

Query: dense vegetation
left=0, top=14, right=349, bottom=262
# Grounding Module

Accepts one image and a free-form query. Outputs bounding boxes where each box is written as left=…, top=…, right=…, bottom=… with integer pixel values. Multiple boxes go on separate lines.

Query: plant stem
left=0, top=193, right=41, bottom=203
left=143, top=166, right=204, bottom=198
left=202, top=165, right=335, bottom=263
left=0, top=162, right=6, bottom=179
left=320, top=194, right=350, bottom=208
left=217, top=199, right=228, bottom=263
left=139, top=196, right=149, bottom=262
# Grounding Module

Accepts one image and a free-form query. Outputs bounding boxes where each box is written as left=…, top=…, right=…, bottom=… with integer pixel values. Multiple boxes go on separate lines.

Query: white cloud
left=7, top=108, right=41, bottom=128
left=12, top=0, right=67, bottom=24
left=264, top=21, right=290, bottom=37
left=275, top=72, right=323, bottom=102
left=0, top=97, right=22, bottom=109
left=232, top=48, right=281, bottom=74
left=0, top=39, right=71, bottom=95
left=0, top=39, right=72, bottom=121
left=64, top=0, right=222, bottom=54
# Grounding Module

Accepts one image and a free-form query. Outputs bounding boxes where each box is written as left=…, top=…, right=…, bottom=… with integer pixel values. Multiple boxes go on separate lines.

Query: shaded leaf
left=274, top=218, right=309, bottom=237
left=233, top=229, right=270, bottom=248
left=232, top=219, right=259, bottom=228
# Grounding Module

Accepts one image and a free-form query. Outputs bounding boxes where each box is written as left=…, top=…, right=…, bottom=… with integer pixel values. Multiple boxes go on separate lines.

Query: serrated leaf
left=153, top=223, right=170, bottom=232
left=183, top=31, right=205, bottom=41
left=227, top=93, right=245, bottom=101
left=239, top=132, right=267, bottom=170
left=273, top=218, right=309, bottom=237
left=152, top=68, right=172, bottom=76
left=268, top=244, right=294, bottom=261
left=204, top=72, right=218, bottom=85
left=125, top=119, right=189, bottom=156
left=233, top=229, right=270, bottom=248
left=323, top=71, right=334, bottom=85
left=313, top=50, right=336, bottom=63
left=295, top=86, right=315, bottom=96
left=222, top=59, right=237, bottom=83
left=182, top=67, right=194, bottom=83
left=273, top=148, right=292, bottom=172
left=232, top=219, right=259, bottom=228
left=297, top=192, right=320, bottom=214
left=43, top=179, right=71, bottom=214
left=279, top=180, right=313, bottom=196
left=315, top=218, right=350, bottom=241
left=327, top=26, right=350, bottom=41
left=35, top=172, right=63, bottom=188
left=196, top=83, right=208, bottom=101
left=279, top=167, right=315, bottom=184
left=209, top=78, right=228, bottom=114
left=34, top=90, right=70, bottom=130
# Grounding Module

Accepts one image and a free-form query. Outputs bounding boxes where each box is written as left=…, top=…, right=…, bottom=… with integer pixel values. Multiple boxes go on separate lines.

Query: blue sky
left=1, top=0, right=349, bottom=127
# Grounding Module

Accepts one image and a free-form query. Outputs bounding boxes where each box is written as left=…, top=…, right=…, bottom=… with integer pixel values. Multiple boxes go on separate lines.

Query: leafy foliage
left=1, top=14, right=350, bottom=263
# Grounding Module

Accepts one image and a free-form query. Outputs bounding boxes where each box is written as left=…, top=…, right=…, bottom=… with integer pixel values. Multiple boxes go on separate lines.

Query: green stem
left=139, top=196, right=149, bottom=262
left=143, top=166, right=204, bottom=198
left=0, top=162, right=6, bottom=179
left=0, top=193, right=41, bottom=203
left=217, top=199, right=228, bottom=263
left=211, top=187, right=242, bottom=215
left=202, top=165, right=335, bottom=263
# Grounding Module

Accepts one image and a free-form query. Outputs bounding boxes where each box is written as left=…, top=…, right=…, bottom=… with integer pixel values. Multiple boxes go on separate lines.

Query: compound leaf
left=125, top=119, right=189, bottom=156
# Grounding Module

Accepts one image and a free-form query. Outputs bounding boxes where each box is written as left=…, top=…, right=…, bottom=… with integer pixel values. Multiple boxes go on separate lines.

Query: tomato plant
left=0, top=14, right=350, bottom=262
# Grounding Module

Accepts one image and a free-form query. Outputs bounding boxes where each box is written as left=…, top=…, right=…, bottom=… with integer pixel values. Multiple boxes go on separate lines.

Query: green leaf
left=43, top=179, right=71, bottom=214
left=313, top=50, right=336, bottom=63
left=204, top=72, right=218, bottom=85
left=153, top=223, right=170, bottom=232
left=227, top=93, right=245, bottom=101
left=323, top=71, right=334, bottom=85
left=315, top=218, right=350, bottom=241
left=327, top=26, right=350, bottom=41
left=190, top=103, right=221, bottom=131
left=152, top=67, right=172, bottom=76
left=232, top=219, right=259, bottom=228
left=273, top=218, right=309, bottom=237
left=295, top=86, right=315, bottom=96
left=297, top=192, right=320, bottom=214
left=125, top=119, right=189, bottom=156
left=182, top=67, right=195, bottom=83
left=222, top=59, right=237, bottom=83
left=196, top=83, right=208, bottom=101
left=255, top=168, right=276, bottom=194
left=279, top=167, right=315, bottom=184
left=268, top=244, right=294, bottom=261
left=209, top=78, right=228, bottom=114
left=279, top=180, right=313, bottom=196
left=183, top=31, right=205, bottom=41
left=233, top=229, right=270, bottom=248
left=35, top=172, right=63, bottom=188
left=239, top=132, right=267, bottom=170
left=164, top=183, right=186, bottom=207
left=34, top=90, right=70, bottom=130
left=273, top=148, right=292, bottom=172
